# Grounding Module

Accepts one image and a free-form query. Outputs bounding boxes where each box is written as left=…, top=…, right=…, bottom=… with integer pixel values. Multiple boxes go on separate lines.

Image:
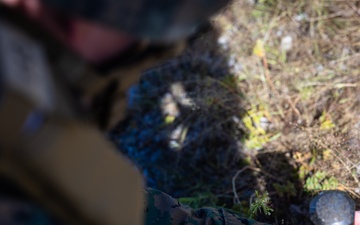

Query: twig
left=306, top=12, right=343, bottom=22
left=232, top=166, right=253, bottom=204
left=261, top=56, right=285, bottom=119
left=286, top=95, right=302, bottom=119
left=329, top=149, right=360, bottom=190
left=338, top=184, right=360, bottom=199
left=315, top=139, right=360, bottom=190
left=232, top=165, right=283, bottom=204
left=261, top=54, right=301, bottom=120
left=249, top=192, right=256, bottom=205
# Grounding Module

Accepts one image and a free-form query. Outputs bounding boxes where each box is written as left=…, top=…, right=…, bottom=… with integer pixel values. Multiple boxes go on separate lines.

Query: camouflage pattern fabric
left=145, top=188, right=270, bottom=225
left=40, top=0, right=231, bottom=41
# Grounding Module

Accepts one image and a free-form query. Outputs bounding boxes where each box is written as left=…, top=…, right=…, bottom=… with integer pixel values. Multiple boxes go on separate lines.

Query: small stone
left=161, top=93, right=180, bottom=117
left=281, top=35, right=293, bottom=52
left=316, top=64, right=324, bottom=72
left=294, top=13, right=308, bottom=22
left=169, top=125, right=184, bottom=141
left=170, top=83, right=196, bottom=107
left=218, top=35, right=229, bottom=46
left=260, top=117, right=270, bottom=130
left=276, top=26, right=284, bottom=37
left=232, top=116, right=240, bottom=124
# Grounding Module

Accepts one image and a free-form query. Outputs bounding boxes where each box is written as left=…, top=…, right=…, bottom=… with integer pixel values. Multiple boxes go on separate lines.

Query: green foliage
left=273, top=181, right=297, bottom=199
left=164, top=115, right=176, bottom=124
left=221, top=75, right=239, bottom=90
left=299, top=86, right=314, bottom=101
left=319, top=111, right=335, bottom=130
left=242, top=108, right=268, bottom=150
left=304, top=171, right=339, bottom=191
left=178, top=192, right=218, bottom=209
left=242, top=106, right=280, bottom=150
left=299, top=164, right=309, bottom=180
left=257, top=0, right=279, bottom=7
left=232, top=200, right=250, bottom=216
left=251, top=0, right=277, bottom=19
left=248, top=191, right=274, bottom=218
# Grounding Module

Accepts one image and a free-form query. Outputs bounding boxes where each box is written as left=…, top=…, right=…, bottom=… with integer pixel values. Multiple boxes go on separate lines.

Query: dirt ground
left=110, top=0, right=360, bottom=224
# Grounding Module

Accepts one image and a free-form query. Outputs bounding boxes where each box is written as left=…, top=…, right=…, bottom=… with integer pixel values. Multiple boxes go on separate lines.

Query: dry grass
left=113, top=0, right=360, bottom=224
left=211, top=0, right=360, bottom=223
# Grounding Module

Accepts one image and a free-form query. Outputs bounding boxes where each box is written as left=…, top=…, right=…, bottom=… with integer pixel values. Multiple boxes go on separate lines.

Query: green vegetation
left=248, top=191, right=274, bottom=218
left=304, top=171, right=339, bottom=191
left=178, top=192, right=218, bottom=209
left=242, top=106, right=271, bottom=150
left=173, top=0, right=356, bottom=219
left=118, top=0, right=360, bottom=223
left=176, top=0, right=359, bottom=221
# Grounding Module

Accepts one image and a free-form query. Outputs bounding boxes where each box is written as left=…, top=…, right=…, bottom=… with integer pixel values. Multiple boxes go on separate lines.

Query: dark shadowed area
left=110, top=0, right=360, bottom=224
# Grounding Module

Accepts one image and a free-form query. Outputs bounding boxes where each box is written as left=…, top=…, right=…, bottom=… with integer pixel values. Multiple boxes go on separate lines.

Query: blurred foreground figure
left=0, top=0, right=268, bottom=224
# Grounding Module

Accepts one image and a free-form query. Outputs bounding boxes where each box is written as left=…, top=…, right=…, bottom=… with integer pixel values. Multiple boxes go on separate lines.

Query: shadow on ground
left=109, top=25, right=313, bottom=224
left=256, top=152, right=312, bottom=225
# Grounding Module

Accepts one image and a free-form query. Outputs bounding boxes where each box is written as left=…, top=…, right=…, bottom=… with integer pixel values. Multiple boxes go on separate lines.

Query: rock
left=281, top=35, right=293, bottom=52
